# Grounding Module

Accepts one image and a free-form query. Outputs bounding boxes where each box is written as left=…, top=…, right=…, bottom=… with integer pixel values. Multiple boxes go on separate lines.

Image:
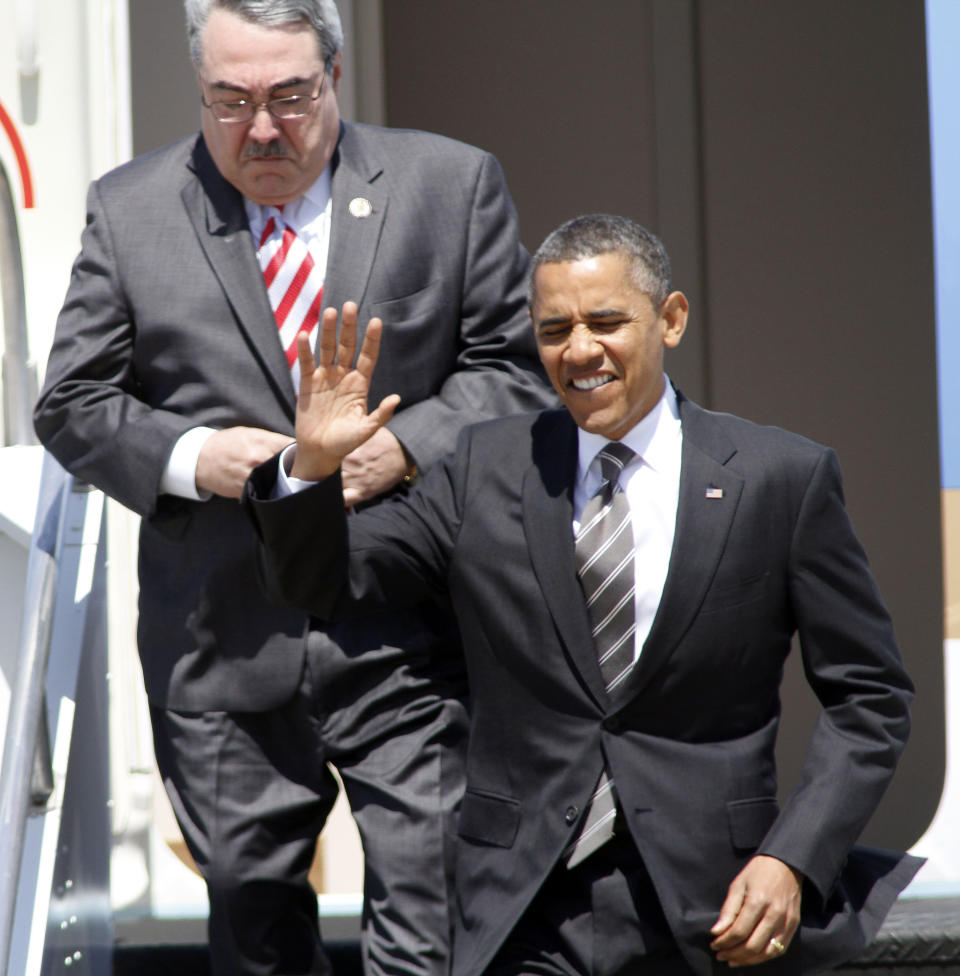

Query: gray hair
left=184, top=0, right=344, bottom=72
left=529, top=214, right=673, bottom=308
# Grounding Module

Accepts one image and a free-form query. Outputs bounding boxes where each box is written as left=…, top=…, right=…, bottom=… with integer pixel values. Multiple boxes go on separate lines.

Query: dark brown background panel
left=381, top=0, right=660, bottom=261
left=129, top=3, right=198, bottom=155
left=695, top=0, right=941, bottom=848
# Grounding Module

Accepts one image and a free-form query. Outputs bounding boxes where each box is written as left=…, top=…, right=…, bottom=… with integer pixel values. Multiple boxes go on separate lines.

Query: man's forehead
left=200, top=9, right=323, bottom=78
left=205, top=72, right=315, bottom=93
left=532, top=254, right=641, bottom=305
left=535, top=252, right=632, bottom=281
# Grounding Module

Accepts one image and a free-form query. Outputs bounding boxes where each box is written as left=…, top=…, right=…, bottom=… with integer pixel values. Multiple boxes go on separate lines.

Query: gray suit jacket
left=246, top=395, right=921, bottom=976
left=34, top=121, right=552, bottom=710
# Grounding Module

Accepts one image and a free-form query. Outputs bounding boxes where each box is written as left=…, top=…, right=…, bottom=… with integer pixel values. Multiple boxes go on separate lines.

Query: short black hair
left=529, top=214, right=672, bottom=308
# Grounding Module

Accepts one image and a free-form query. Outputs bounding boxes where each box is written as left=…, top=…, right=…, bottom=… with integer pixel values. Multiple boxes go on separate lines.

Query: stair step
left=114, top=941, right=362, bottom=975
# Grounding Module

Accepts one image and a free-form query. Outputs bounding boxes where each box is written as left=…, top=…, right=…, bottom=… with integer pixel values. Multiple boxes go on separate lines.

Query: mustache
left=242, top=141, right=289, bottom=160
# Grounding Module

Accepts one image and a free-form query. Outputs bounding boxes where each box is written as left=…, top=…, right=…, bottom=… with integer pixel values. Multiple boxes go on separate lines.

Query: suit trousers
left=150, top=609, right=469, bottom=976
left=485, top=825, right=693, bottom=976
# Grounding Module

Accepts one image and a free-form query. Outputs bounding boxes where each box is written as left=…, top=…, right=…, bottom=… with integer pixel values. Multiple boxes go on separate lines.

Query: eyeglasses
left=201, top=74, right=325, bottom=124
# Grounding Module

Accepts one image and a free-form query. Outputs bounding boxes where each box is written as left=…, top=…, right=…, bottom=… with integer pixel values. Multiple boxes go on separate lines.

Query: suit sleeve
left=33, top=181, right=196, bottom=516
left=385, top=152, right=555, bottom=470
left=758, top=448, right=913, bottom=901
left=244, top=441, right=464, bottom=619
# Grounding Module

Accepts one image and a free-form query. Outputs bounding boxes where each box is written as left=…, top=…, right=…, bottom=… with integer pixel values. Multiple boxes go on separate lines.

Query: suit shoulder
left=342, top=121, right=493, bottom=167
left=679, top=397, right=841, bottom=497
left=453, top=408, right=561, bottom=452
left=452, top=410, right=569, bottom=469
left=93, top=133, right=199, bottom=198
left=458, top=409, right=548, bottom=444
left=681, top=395, right=830, bottom=461
left=714, top=410, right=827, bottom=456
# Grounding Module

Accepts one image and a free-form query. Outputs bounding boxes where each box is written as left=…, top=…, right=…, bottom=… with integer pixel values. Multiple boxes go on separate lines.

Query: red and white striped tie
left=258, top=207, right=324, bottom=391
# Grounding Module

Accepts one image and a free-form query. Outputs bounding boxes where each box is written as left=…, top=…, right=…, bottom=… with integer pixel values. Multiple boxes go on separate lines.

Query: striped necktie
left=257, top=207, right=324, bottom=391
left=565, top=441, right=637, bottom=867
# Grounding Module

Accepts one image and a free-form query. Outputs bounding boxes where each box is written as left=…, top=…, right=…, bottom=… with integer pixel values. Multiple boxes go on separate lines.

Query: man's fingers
left=710, top=881, right=745, bottom=937
left=256, top=429, right=296, bottom=456
left=716, top=930, right=791, bottom=967
left=317, top=306, right=338, bottom=366
left=297, top=331, right=318, bottom=382
left=312, top=306, right=385, bottom=378
left=710, top=892, right=771, bottom=951
left=710, top=857, right=802, bottom=965
left=196, top=426, right=294, bottom=498
left=717, top=917, right=779, bottom=958
left=371, top=393, right=402, bottom=427
left=356, top=317, right=384, bottom=380
left=337, top=301, right=359, bottom=364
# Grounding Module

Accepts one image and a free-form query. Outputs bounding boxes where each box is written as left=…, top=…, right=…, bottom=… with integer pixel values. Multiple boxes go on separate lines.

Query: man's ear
left=660, top=291, right=689, bottom=349
left=331, top=52, right=343, bottom=94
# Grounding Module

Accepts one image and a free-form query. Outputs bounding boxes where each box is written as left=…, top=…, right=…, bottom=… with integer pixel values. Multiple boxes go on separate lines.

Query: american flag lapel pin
left=705, top=485, right=724, bottom=499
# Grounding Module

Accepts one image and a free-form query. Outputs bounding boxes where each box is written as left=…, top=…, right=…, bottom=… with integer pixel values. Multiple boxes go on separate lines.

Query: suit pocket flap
left=370, top=279, right=444, bottom=321
left=458, top=789, right=520, bottom=848
left=726, top=797, right=779, bottom=851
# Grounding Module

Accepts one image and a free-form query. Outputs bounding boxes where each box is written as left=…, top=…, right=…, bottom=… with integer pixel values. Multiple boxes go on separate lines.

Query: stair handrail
left=0, top=453, right=70, bottom=974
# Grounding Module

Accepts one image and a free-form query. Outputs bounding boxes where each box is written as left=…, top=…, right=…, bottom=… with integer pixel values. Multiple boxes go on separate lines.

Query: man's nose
left=566, top=326, right=602, bottom=362
left=248, top=105, right=282, bottom=141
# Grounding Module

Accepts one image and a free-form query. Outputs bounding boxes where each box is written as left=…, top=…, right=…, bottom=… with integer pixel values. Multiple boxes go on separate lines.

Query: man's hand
left=710, top=855, right=802, bottom=967
left=290, top=302, right=401, bottom=482
left=196, top=426, right=294, bottom=499
left=341, top=426, right=410, bottom=507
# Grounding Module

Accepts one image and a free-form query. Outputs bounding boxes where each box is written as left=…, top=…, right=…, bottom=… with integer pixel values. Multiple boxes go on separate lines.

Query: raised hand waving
left=290, top=302, right=401, bottom=482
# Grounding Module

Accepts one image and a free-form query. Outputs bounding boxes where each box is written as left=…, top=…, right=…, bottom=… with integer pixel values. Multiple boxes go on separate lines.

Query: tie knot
left=596, top=442, right=635, bottom=489
left=259, top=206, right=289, bottom=248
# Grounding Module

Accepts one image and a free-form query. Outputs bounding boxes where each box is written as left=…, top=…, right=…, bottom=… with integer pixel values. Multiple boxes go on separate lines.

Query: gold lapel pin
left=349, top=197, right=373, bottom=218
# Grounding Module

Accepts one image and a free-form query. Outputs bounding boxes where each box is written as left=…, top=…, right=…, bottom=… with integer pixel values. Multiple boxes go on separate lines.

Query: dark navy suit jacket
left=246, top=395, right=920, bottom=975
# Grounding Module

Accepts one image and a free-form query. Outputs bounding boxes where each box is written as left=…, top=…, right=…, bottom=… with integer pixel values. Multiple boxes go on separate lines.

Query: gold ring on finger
left=769, top=937, right=786, bottom=954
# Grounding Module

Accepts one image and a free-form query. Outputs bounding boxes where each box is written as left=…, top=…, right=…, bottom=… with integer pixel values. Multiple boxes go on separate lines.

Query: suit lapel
left=618, top=395, right=744, bottom=700
left=523, top=412, right=609, bottom=707
left=322, top=123, right=388, bottom=334
left=182, top=137, right=296, bottom=419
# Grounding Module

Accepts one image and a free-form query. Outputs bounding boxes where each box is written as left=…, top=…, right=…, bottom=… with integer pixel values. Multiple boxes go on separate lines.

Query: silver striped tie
left=565, top=442, right=636, bottom=867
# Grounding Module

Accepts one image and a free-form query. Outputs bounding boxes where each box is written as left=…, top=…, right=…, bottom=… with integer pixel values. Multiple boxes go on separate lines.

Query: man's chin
left=569, top=409, right=636, bottom=441
left=244, top=172, right=301, bottom=207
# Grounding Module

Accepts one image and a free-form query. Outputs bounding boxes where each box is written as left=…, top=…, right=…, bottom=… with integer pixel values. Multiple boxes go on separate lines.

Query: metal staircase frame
left=0, top=455, right=111, bottom=976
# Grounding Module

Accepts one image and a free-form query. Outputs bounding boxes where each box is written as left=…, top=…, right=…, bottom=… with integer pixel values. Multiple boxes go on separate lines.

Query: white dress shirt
left=574, top=378, right=682, bottom=662
left=273, top=377, right=683, bottom=663
left=159, top=168, right=333, bottom=501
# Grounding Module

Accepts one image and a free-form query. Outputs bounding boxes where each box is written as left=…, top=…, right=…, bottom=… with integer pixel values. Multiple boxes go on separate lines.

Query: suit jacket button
left=605, top=716, right=623, bottom=732
left=564, top=805, right=579, bottom=824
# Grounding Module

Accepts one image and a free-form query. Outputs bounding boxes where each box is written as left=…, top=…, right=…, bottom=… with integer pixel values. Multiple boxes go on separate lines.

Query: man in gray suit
left=32, top=1, right=552, bottom=974
left=247, top=214, right=921, bottom=975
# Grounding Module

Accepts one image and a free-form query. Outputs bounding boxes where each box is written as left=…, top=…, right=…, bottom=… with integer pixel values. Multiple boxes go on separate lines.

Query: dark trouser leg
left=338, top=696, right=467, bottom=976
left=150, top=701, right=339, bottom=976
left=484, top=830, right=693, bottom=976
left=309, top=612, right=469, bottom=976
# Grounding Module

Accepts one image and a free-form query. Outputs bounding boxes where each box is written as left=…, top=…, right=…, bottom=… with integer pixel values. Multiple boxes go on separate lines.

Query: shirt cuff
left=274, top=442, right=320, bottom=498
left=159, top=426, right=218, bottom=501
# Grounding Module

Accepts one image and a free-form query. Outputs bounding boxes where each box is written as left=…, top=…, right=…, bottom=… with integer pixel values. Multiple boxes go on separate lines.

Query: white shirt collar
left=577, top=377, right=681, bottom=485
left=244, top=166, right=333, bottom=239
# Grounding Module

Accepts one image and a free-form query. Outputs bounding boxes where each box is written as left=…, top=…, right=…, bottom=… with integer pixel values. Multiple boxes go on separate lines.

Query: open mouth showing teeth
left=571, top=375, right=613, bottom=391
